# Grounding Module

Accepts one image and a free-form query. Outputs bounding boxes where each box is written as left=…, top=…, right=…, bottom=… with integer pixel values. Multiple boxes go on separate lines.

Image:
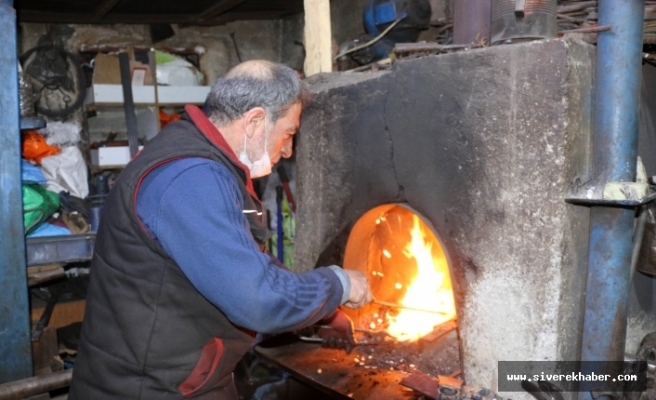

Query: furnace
left=286, top=37, right=656, bottom=398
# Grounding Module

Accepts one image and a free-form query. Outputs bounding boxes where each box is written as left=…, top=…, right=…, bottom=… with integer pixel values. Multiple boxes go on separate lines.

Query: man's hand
left=318, top=309, right=355, bottom=354
left=343, top=269, right=374, bottom=309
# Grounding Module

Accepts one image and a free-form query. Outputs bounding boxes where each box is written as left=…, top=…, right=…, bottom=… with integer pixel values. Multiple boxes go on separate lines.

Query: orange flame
left=385, top=215, right=456, bottom=341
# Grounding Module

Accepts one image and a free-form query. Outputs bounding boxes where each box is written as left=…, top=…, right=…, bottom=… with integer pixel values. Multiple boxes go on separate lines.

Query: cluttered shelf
left=84, top=50, right=210, bottom=107
left=19, top=49, right=211, bottom=268
left=85, top=84, right=210, bottom=106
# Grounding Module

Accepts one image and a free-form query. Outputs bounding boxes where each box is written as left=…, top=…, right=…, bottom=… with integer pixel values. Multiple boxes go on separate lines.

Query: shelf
left=85, top=84, right=210, bottom=106
left=20, top=116, right=46, bottom=130
left=26, top=233, right=96, bottom=267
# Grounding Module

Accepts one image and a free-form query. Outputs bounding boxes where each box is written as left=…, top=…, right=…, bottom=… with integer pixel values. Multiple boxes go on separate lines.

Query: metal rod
left=579, top=1, right=645, bottom=399
left=372, top=299, right=447, bottom=315
left=0, top=369, right=72, bottom=400
left=557, top=1, right=597, bottom=14
left=394, top=42, right=482, bottom=54
left=0, top=0, right=32, bottom=382
left=560, top=24, right=612, bottom=34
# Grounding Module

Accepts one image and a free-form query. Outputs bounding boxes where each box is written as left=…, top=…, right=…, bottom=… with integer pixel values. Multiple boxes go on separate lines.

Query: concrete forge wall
left=294, top=39, right=596, bottom=392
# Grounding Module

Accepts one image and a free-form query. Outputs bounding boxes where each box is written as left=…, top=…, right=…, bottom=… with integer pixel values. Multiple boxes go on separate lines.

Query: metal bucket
left=491, top=0, right=557, bottom=44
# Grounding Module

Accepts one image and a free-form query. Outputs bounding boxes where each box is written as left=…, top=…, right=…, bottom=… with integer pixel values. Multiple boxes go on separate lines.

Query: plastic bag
left=21, top=159, right=46, bottom=185
left=40, top=146, right=89, bottom=199
left=22, top=130, right=61, bottom=164
left=38, top=121, right=82, bottom=146
left=27, top=222, right=71, bottom=238
left=23, top=184, right=60, bottom=234
left=159, top=110, right=181, bottom=128
left=155, top=50, right=204, bottom=86
left=18, top=63, right=35, bottom=117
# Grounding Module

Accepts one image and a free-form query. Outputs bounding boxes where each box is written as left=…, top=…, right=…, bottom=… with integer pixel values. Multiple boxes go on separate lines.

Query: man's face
left=265, top=102, right=302, bottom=164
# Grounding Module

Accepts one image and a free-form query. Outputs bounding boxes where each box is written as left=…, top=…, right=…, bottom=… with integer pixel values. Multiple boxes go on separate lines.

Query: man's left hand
left=318, top=309, right=355, bottom=354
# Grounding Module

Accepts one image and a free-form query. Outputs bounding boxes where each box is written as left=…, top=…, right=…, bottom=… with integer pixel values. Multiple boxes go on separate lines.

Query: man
left=69, top=60, right=373, bottom=399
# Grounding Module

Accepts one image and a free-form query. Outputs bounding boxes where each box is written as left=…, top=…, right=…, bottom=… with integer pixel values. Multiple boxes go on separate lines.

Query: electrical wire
left=334, top=17, right=404, bottom=61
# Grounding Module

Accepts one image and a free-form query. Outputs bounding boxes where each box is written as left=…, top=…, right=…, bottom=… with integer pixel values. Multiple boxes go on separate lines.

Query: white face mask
left=238, top=120, right=272, bottom=179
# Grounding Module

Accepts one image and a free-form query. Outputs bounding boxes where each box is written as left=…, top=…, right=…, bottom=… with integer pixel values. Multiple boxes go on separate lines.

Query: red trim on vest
left=178, top=338, right=225, bottom=398
left=185, top=105, right=259, bottom=201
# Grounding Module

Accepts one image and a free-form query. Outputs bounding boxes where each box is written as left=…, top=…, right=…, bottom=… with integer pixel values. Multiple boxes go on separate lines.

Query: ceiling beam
left=89, top=0, right=122, bottom=21
left=17, top=10, right=289, bottom=25
left=195, top=0, right=249, bottom=23
left=197, top=11, right=290, bottom=25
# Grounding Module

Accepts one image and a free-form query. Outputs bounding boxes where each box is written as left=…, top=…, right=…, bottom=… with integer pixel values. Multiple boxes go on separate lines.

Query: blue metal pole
left=0, top=0, right=32, bottom=383
left=579, top=0, right=644, bottom=398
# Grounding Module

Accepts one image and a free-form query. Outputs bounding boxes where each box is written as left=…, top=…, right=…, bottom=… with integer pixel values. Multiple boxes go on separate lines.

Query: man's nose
left=281, top=140, right=293, bottom=158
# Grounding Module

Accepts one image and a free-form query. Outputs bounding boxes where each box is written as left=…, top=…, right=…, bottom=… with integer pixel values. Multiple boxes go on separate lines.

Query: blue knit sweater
left=135, top=157, right=345, bottom=334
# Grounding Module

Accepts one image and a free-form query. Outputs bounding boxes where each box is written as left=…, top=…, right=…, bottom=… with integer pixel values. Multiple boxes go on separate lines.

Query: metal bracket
left=515, top=0, right=526, bottom=16
left=565, top=182, right=656, bottom=207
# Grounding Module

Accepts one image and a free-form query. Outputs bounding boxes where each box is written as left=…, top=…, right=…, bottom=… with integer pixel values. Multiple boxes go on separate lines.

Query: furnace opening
left=343, top=204, right=456, bottom=339
left=342, top=204, right=461, bottom=376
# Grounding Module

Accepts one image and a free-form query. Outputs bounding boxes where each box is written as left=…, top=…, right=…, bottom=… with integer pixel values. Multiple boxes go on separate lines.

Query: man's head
left=205, top=60, right=308, bottom=176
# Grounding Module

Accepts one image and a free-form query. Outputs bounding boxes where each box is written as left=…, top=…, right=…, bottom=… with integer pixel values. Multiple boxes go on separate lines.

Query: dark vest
left=69, top=106, right=267, bottom=400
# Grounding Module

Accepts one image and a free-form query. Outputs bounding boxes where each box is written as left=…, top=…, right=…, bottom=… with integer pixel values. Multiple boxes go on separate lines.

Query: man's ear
left=242, top=107, right=266, bottom=138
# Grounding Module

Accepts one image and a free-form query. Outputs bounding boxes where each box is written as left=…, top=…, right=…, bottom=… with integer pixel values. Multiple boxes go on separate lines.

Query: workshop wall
left=19, top=17, right=305, bottom=81
left=329, top=0, right=452, bottom=55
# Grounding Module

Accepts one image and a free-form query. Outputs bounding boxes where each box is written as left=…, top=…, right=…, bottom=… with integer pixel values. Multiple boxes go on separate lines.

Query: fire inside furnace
left=343, top=204, right=456, bottom=342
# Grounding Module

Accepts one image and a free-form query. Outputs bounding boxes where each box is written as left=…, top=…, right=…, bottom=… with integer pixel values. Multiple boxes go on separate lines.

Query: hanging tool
left=266, top=209, right=273, bottom=253
left=230, top=32, right=243, bottom=63
left=31, top=284, right=63, bottom=342
left=277, top=164, right=296, bottom=213
left=276, top=186, right=284, bottom=263
left=118, top=52, right=140, bottom=158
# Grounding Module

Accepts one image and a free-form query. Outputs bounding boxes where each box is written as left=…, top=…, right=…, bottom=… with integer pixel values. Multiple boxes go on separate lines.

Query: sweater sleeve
left=136, top=158, right=344, bottom=334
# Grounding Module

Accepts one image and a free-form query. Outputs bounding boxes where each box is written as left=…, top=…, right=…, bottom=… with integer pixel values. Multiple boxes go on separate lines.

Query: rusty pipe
left=0, top=369, right=72, bottom=400
left=578, top=1, right=645, bottom=399
left=453, top=0, right=492, bottom=45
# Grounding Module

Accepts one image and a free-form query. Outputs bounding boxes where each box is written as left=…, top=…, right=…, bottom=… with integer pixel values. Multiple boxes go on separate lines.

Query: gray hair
left=205, top=60, right=308, bottom=126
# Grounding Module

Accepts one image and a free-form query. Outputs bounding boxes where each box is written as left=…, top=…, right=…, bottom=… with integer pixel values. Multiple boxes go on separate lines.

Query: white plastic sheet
left=157, top=59, right=204, bottom=86
left=40, top=146, right=89, bottom=198
left=39, top=121, right=82, bottom=146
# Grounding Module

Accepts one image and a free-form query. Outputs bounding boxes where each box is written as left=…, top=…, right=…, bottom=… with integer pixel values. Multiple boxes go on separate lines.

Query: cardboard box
left=92, top=53, right=153, bottom=85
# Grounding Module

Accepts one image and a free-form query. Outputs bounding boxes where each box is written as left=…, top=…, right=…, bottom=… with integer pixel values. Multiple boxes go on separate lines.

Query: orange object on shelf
left=159, top=110, right=181, bottom=128
left=22, top=130, right=61, bottom=164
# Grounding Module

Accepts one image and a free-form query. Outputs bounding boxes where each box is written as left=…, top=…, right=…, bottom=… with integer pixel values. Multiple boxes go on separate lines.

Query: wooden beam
left=195, top=0, right=249, bottom=23
left=303, top=0, right=332, bottom=76
left=89, top=0, right=122, bottom=21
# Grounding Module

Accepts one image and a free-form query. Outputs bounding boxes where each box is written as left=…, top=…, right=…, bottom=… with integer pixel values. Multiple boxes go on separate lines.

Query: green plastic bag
left=23, top=184, right=60, bottom=234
